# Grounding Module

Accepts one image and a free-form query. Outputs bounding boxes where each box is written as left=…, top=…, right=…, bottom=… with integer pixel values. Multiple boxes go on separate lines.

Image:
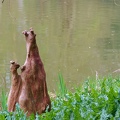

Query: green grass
left=1, top=75, right=120, bottom=119
left=1, top=90, right=7, bottom=111
left=57, top=73, right=67, bottom=97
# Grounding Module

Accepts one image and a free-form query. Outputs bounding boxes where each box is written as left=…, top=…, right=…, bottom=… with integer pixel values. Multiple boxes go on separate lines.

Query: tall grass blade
left=58, top=73, right=67, bottom=97
left=1, top=89, right=7, bottom=111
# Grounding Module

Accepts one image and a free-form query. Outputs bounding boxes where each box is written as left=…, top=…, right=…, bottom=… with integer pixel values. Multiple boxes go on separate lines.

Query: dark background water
left=0, top=0, right=120, bottom=93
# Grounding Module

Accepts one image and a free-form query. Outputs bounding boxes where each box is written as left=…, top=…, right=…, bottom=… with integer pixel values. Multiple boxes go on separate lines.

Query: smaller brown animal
left=7, top=61, right=22, bottom=112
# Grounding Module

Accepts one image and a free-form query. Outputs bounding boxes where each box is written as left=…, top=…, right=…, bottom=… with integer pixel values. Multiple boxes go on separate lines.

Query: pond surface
left=0, top=0, right=120, bottom=92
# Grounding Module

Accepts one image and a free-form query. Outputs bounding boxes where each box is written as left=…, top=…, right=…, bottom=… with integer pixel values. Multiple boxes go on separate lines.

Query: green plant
left=1, top=90, right=7, bottom=111
left=1, top=76, right=120, bottom=119
left=40, top=76, right=120, bottom=119
left=58, top=73, right=67, bottom=98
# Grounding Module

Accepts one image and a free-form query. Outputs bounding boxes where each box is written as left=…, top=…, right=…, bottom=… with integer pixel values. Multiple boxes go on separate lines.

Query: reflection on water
left=0, top=0, right=120, bottom=92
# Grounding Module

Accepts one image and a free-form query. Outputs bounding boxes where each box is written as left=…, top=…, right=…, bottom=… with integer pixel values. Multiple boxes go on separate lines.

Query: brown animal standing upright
left=18, top=28, right=51, bottom=115
left=7, top=61, right=22, bottom=112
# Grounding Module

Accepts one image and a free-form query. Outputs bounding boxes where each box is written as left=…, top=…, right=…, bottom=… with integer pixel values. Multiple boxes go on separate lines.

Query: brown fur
left=7, top=61, right=22, bottom=112
left=18, top=28, right=51, bottom=115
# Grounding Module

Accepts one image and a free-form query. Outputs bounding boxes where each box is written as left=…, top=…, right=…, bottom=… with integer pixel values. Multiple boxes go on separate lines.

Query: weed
left=57, top=73, right=67, bottom=98
left=1, top=76, right=120, bottom=119
left=1, top=90, right=7, bottom=111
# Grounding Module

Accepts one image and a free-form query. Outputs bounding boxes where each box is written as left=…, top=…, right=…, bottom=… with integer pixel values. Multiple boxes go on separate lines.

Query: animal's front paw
left=21, top=65, right=26, bottom=71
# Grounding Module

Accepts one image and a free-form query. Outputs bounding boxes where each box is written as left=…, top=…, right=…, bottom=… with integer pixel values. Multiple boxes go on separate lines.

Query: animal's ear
left=30, top=28, right=34, bottom=34
left=10, top=61, right=15, bottom=64
left=22, top=30, right=28, bottom=37
left=30, top=30, right=34, bottom=35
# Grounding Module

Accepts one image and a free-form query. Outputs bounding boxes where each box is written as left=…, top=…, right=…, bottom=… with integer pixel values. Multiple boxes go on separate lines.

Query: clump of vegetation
left=1, top=75, right=120, bottom=119
left=40, top=76, right=120, bottom=119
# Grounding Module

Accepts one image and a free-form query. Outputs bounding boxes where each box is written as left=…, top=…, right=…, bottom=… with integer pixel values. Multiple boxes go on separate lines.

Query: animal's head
left=10, top=61, right=20, bottom=72
left=22, top=28, right=36, bottom=44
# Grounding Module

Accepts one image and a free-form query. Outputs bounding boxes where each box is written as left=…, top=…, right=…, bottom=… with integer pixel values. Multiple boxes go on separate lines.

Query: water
left=0, top=0, right=120, bottom=92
